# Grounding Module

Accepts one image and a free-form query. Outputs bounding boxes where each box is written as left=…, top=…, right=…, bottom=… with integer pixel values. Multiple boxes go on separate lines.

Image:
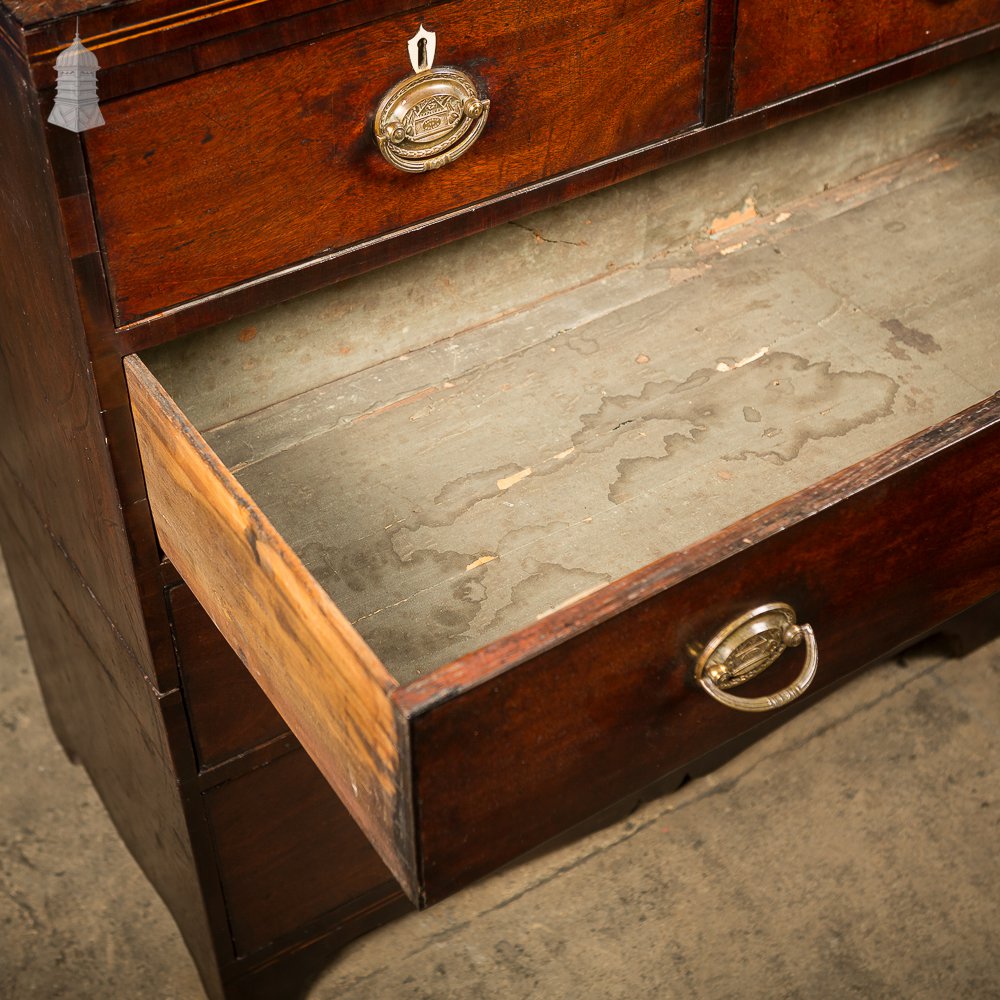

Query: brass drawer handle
left=374, top=26, right=490, bottom=173
left=692, top=603, right=818, bottom=713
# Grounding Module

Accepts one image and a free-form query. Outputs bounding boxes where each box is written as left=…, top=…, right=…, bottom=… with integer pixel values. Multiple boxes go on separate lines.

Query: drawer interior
left=128, top=87, right=1000, bottom=902
left=140, top=117, right=998, bottom=687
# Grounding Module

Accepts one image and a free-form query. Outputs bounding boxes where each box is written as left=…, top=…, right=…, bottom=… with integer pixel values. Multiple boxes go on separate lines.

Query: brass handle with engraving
left=692, top=603, right=818, bottom=713
left=374, top=26, right=490, bottom=173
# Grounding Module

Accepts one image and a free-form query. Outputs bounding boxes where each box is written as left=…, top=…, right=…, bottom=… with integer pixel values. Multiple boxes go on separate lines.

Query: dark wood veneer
left=86, top=0, right=706, bottom=325
left=204, top=748, right=404, bottom=956
left=0, top=27, right=236, bottom=998
left=115, top=23, right=1000, bottom=355
left=734, top=0, right=1000, bottom=112
left=0, top=498, right=227, bottom=998
left=24, top=0, right=432, bottom=97
left=0, top=49, right=150, bottom=672
left=0, top=5, right=23, bottom=63
left=703, top=0, right=737, bottom=124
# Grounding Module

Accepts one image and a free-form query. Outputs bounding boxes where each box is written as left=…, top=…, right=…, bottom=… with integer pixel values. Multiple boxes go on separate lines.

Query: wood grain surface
left=7, top=0, right=324, bottom=30
left=0, top=461, right=172, bottom=762
left=21, top=0, right=429, bottom=96
left=734, top=0, right=1000, bottom=112
left=704, top=0, right=737, bottom=124
left=0, top=30, right=249, bottom=997
left=42, top=21, right=185, bottom=687
left=7, top=0, right=999, bottom=990
left=124, top=355, right=415, bottom=895
left=86, top=0, right=706, bottom=323
left=221, top=885, right=412, bottom=1000
left=0, top=499, right=227, bottom=998
left=0, top=7, right=24, bottom=68
left=132, top=112, right=1000, bottom=907
left=3, top=0, right=130, bottom=22
left=116, top=30, right=1000, bottom=353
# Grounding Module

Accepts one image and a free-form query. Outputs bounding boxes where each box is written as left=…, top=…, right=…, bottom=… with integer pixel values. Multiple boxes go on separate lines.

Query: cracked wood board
left=142, top=119, right=1000, bottom=685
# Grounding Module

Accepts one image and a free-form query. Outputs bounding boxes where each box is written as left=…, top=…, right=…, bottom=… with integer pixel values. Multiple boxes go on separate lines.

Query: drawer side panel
left=123, top=354, right=415, bottom=895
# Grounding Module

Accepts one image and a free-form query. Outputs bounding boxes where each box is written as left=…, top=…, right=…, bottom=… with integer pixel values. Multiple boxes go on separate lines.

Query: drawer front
left=169, top=583, right=289, bottom=769
left=400, top=402, right=1000, bottom=901
left=86, top=0, right=706, bottom=325
left=203, top=748, right=404, bottom=956
left=733, top=0, right=999, bottom=113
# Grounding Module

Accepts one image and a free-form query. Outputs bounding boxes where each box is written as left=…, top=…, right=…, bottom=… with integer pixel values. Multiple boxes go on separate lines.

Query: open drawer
left=125, top=113, right=1000, bottom=906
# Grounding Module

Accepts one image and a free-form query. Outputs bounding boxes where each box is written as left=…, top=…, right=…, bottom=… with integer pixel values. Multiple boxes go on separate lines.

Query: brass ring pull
left=374, top=26, right=490, bottom=173
left=692, top=603, right=818, bottom=713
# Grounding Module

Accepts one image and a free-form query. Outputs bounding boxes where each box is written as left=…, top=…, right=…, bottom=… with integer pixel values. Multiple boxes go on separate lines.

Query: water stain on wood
left=423, top=464, right=528, bottom=529
left=881, top=318, right=942, bottom=361
left=480, top=561, right=611, bottom=635
left=223, top=315, right=929, bottom=679
left=574, top=352, right=897, bottom=501
left=350, top=556, right=495, bottom=672
left=277, top=342, right=901, bottom=678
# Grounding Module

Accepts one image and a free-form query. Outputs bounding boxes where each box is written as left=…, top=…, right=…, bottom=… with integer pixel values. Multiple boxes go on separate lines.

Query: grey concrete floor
left=2, top=549, right=999, bottom=998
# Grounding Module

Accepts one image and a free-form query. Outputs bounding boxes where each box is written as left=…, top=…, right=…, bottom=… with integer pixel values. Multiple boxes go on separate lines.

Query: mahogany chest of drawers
left=1, top=1, right=999, bottom=996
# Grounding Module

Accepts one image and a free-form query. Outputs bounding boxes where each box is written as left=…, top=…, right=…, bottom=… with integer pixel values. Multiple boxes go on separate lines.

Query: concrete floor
left=2, top=546, right=998, bottom=997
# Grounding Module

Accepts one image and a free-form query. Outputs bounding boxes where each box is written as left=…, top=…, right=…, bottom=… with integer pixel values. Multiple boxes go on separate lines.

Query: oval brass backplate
left=374, top=28, right=490, bottom=173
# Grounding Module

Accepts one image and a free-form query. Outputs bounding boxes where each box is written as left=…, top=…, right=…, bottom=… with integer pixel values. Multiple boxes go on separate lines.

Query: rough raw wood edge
left=394, top=393, right=1000, bottom=716
left=123, top=354, right=417, bottom=898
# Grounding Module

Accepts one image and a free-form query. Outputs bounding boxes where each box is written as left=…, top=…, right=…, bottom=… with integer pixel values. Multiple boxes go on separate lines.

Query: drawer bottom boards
left=127, top=111, right=1000, bottom=904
